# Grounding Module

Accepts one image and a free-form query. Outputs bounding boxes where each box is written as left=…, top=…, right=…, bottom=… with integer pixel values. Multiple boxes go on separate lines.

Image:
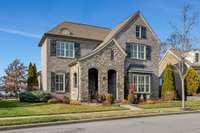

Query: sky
left=0, top=0, right=200, bottom=76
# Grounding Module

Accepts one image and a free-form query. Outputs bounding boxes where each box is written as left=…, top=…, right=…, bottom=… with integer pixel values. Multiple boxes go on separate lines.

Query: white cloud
left=0, top=28, right=40, bottom=39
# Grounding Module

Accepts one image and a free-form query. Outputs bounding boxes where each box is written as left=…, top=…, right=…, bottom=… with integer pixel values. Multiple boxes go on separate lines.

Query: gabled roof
left=39, top=22, right=111, bottom=46
left=69, top=11, right=161, bottom=66
left=102, top=11, right=160, bottom=45
left=94, top=11, right=160, bottom=52
left=80, top=39, right=127, bottom=61
left=160, top=48, right=193, bottom=65
left=69, top=39, right=127, bottom=66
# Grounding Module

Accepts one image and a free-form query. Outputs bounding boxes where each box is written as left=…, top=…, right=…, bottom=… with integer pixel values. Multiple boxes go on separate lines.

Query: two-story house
left=39, top=11, right=160, bottom=102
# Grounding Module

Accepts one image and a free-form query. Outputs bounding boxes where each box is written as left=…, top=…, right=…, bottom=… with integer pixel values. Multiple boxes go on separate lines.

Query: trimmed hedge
left=19, top=91, right=51, bottom=103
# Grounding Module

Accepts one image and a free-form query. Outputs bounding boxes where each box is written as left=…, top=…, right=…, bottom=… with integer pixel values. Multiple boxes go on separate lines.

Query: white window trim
left=55, top=73, right=65, bottom=93
left=56, top=41, right=75, bottom=58
left=136, top=26, right=146, bottom=39
left=131, top=44, right=146, bottom=60
left=130, top=74, right=151, bottom=94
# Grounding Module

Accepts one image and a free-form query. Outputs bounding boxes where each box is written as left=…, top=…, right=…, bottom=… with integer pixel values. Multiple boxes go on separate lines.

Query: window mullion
left=137, top=44, right=138, bottom=59
left=144, top=75, right=146, bottom=93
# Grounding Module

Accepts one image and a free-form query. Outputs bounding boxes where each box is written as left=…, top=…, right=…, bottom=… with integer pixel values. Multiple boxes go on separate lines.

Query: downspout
left=77, top=63, right=80, bottom=101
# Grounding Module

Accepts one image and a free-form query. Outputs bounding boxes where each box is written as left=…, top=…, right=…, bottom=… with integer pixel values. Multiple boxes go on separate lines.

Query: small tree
left=162, top=64, right=176, bottom=100
left=33, top=64, right=38, bottom=87
left=185, top=68, right=199, bottom=96
left=2, top=59, right=27, bottom=96
left=27, top=63, right=38, bottom=91
left=161, top=3, right=199, bottom=109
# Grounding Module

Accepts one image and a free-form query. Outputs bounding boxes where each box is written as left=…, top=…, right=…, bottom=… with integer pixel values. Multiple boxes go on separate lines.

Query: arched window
left=74, top=73, right=77, bottom=88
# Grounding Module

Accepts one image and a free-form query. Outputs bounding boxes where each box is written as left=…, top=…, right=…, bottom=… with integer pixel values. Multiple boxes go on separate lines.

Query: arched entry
left=88, top=68, right=98, bottom=99
left=108, top=69, right=117, bottom=99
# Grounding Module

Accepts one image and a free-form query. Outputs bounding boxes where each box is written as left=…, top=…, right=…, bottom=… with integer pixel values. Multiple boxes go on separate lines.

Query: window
left=129, top=74, right=151, bottom=93
left=195, top=53, right=199, bottom=62
left=135, top=25, right=146, bottom=39
left=55, top=73, right=65, bottom=92
left=56, top=41, right=74, bottom=58
left=60, top=29, right=71, bottom=35
left=136, top=26, right=140, bottom=38
left=130, top=44, right=146, bottom=60
left=74, top=73, right=77, bottom=88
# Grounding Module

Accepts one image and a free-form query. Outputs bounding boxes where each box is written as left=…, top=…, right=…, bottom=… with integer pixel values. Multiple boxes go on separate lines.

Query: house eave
left=38, top=33, right=103, bottom=47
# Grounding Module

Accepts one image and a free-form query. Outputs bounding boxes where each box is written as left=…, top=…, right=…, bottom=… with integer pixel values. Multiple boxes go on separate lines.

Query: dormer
left=60, top=28, right=71, bottom=35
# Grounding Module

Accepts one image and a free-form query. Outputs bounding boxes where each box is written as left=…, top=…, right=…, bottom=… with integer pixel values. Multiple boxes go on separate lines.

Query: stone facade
left=114, top=15, right=160, bottom=98
left=72, top=41, right=126, bottom=101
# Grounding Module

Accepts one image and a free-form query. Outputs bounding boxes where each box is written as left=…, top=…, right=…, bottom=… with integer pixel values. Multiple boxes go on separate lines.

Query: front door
left=88, top=68, right=98, bottom=100
left=108, top=70, right=117, bottom=99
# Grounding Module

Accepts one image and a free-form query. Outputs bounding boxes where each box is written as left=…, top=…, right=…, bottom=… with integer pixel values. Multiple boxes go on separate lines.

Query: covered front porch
left=69, top=39, right=126, bottom=102
left=70, top=63, right=123, bottom=102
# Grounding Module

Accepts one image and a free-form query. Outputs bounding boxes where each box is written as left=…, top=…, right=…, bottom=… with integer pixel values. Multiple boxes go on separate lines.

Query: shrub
left=127, top=83, right=136, bottom=104
left=70, top=100, right=81, bottom=105
left=96, top=93, right=106, bottom=103
left=62, top=96, right=70, bottom=104
left=121, top=99, right=128, bottom=104
left=161, top=64, right=176, bottom=100
left=185, top=68, right=199, bottom=96
left=48, top=98, right=61, bottom=104
left=19, top=91, right=51, bottom=103
left=104, top=94, right=113, bottom=105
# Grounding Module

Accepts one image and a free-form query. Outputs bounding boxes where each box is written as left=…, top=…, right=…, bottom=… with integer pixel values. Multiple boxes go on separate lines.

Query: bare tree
left=163, top=3, right=198, bottom=109
left=2, top=59, right=27, bottom=97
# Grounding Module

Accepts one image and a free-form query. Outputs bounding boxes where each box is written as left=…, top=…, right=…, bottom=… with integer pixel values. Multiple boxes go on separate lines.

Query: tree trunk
left=181, top=78, right=185, bottom=109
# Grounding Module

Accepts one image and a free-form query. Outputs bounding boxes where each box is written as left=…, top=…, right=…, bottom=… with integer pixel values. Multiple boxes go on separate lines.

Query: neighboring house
left=39, top=11, right=160, bottom=102
left=159, top=48, right=200, bottom=98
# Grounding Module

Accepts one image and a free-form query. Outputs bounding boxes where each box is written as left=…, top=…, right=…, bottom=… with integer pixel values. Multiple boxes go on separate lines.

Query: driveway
left=2, top=113, right=200, bottom=133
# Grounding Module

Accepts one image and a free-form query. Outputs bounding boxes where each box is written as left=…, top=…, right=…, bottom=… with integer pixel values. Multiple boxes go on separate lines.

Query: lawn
left=0, top=100, right=126, bottom=118
left=0, top=108, right=181, bottom=126
left=138, top=100, right=200, bottom=110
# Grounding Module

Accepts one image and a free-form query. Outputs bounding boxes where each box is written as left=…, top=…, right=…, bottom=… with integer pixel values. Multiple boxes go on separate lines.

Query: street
left=2, top=113, right=200, bottom=133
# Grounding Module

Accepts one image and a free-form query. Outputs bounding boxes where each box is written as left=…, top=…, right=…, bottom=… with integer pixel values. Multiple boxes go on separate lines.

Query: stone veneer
left=114, top=15, right=160, bottom=98
left=74, top=41, right=126, bottom=101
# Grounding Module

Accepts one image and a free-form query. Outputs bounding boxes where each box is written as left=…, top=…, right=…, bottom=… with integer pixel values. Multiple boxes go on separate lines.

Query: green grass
left=138, top=100, right=200, bottom=109
left=0, top=108, right=181, bottom=126
left=0, top=100, right=126, bottom=118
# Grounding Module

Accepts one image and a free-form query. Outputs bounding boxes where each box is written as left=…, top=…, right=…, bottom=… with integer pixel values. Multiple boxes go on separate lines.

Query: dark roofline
left=38, top=33, right=103, bottom=47
left=47, top=21, right=111, bottom=34
left=61, top=21, right=111, bottom=30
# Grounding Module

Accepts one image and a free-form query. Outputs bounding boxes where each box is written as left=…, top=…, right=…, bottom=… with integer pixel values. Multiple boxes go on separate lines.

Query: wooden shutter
left=65, top=72, right=70, bottom=92
left=50, top=40, right=57, bottom=56
left=51, top=72, right=56, bottom=92
left=146, top=45, right=152, bottom=60
left=74, top=43, right=81, bottom=58
left=126, top=43, right=132, bottom=58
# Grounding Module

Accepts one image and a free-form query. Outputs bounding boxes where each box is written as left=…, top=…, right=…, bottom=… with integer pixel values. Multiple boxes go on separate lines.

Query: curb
left=0, top=110, right=200, bottom=131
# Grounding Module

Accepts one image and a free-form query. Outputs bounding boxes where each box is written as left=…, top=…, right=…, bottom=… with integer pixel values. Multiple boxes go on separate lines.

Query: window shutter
left=146, top=45, right=152, bottom=60
left=50, top=40, right=57, bottom=56
left=65, top=72, right=70, bottom=92
left=74, top=43, right=81, bottom=58
left=126, top=43, right=132, bottom=58
left=51, top=72, right=56, bottom=92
